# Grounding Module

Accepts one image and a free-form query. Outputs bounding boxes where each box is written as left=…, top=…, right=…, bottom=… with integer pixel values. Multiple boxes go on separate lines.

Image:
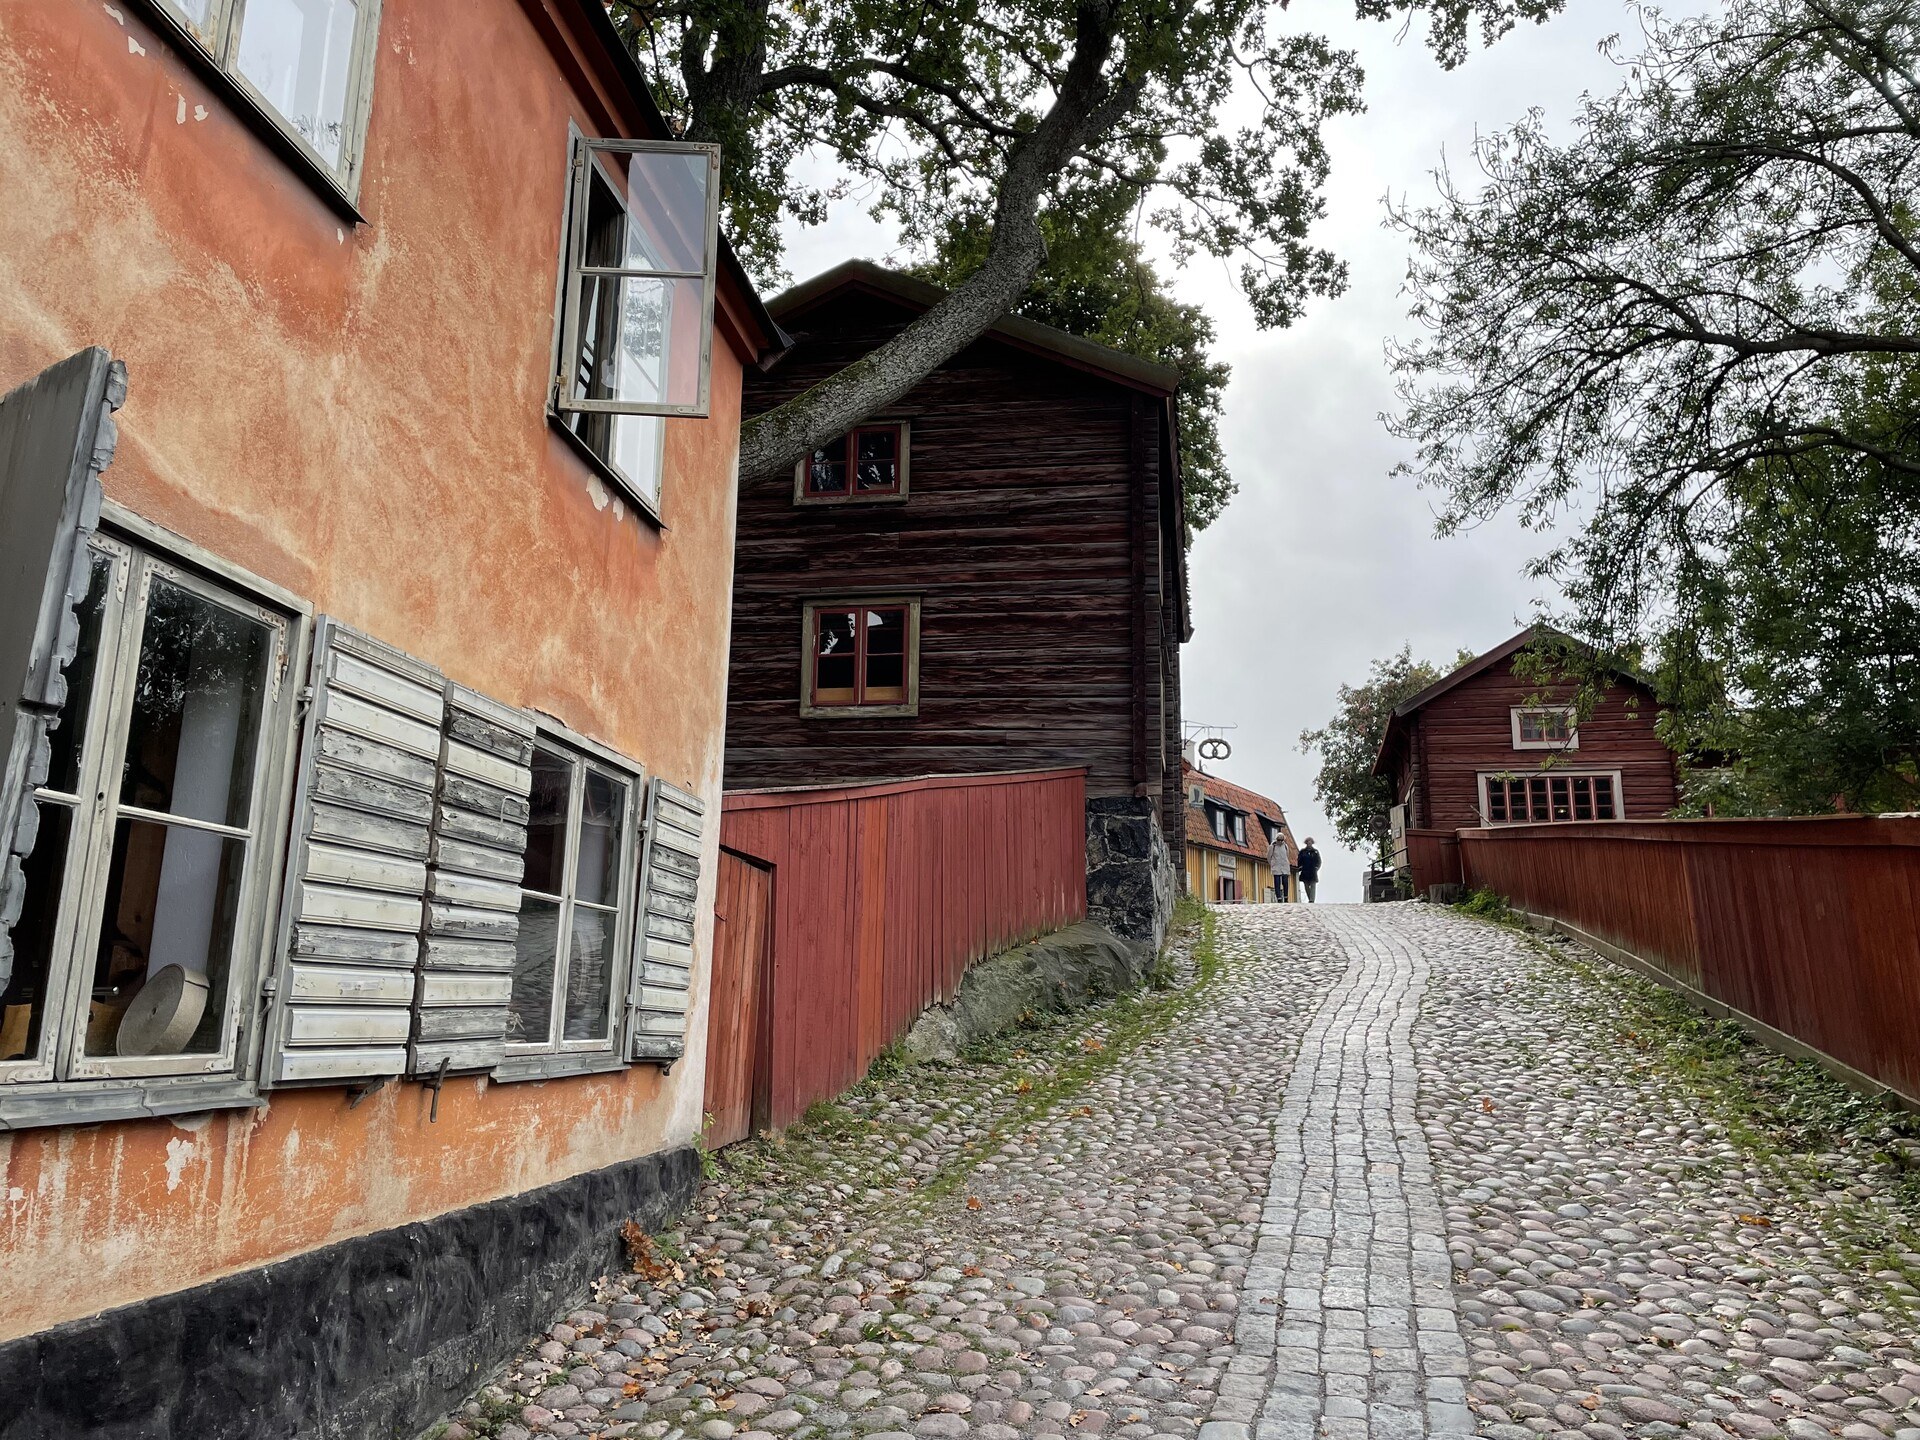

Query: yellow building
left=1182, top=761, right=1298, bottom=903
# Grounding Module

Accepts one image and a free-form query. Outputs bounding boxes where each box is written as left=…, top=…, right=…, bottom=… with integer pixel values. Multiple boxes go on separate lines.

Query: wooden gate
left=702, top=846, right=773, bottom=1148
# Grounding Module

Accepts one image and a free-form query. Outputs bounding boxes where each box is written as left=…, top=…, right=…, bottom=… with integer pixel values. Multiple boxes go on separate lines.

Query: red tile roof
left=1181, top=762, right=1296, bottom=863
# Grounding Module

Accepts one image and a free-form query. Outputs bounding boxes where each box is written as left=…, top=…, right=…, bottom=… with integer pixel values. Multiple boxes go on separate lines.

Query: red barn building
left=1374, top=629, right=1679, bottom=893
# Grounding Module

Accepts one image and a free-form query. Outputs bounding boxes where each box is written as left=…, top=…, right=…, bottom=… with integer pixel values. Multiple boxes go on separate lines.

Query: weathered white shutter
left=266, top=621, right=442, bottom=1084
left=409, top=685, right=533, bottom=1075
left=628, top=779, right=703, bottom=1062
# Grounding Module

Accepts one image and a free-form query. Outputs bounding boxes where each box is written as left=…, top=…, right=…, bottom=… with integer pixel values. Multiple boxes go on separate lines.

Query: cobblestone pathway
left=439, top=904, right=1920, bottom=1440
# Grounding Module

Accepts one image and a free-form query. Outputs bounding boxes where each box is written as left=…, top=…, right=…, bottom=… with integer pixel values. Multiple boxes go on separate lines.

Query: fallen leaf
left=963, top=1265, right=983, bottom=1276
left=1074, top=1105, right=1093, bottom=1117
left=1581, top=1396, right=1601, bottom=1410
left=1735, top=1213, right=1771, bottom=1227
left=966, top=1195, right=983, bottom=1210
left=623, top=1382, right=641, bottom=1397
left=1015, top=1078, right=1033, bottom=1094
left=1480, top=1097, right=1496, bottom=1113
left=1083, top=1038, right=1104, bottom=1053
left=1068, top=1412, right=1088, bottom=1427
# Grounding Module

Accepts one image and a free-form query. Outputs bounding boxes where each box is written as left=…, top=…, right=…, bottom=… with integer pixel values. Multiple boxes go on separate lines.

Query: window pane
left=44, top=551, right=113, bottom=797
left=507, top=895, right=562, bottom=1046
left=854, top=430, right=898, bottom=491
left=575, top=274, right=705, bottom=412
left=0, top=803, right=75, bottom=1065
left=1573, top=777, right=1593, bottom=821
left=574, top=770, right=626, bottom=907
left=234, top=0, right=360, bottom=166
left=523, top=747, right=571, bottom=896
left=590, top=148, right=712, bottom=275
left=120, top=576, right=273, bottom=829
left=562, top=905, right=615, bottom=1041
left=1595, top=777, right=1616, bottom=820
left=1487, top=781, right=1508, bottom=823
left=815, top=610, right=857, bottom=700
left=85, top=818, right=245, bottom=1057
left=863, top=608, right=906, bottom=699
left=807, top=445, right=849, bottom=496
left=1519, top=712, right=1543, bottom=743
left=1550, top=775, right=1572, bottom=821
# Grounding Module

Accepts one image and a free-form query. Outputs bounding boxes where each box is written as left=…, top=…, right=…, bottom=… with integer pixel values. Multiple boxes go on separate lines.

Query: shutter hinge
left=260, top=972, right=278, bottom=999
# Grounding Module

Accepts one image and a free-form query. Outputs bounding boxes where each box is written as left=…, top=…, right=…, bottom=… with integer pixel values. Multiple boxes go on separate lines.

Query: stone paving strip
left=1404, top=902, right=1920, bottom=1440
left=434, top=905, right=1350, bottom=1440
left=1226, top=907, right=1473, bottom=1440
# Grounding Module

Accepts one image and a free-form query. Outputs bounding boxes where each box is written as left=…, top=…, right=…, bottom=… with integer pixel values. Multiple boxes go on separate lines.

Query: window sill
left=800, top=701, right=919, bottom=719
left=491, top=1049, right=627, bottom=1084
left=793, top=492, right=911, bottom=507
left=0, top=1076, right=264, bottom=1133
left=548, top=413, right=667, bottom=530
left=1511, top=741, right=1579, bottom=752
left=125, top=0, right=367, bottom=226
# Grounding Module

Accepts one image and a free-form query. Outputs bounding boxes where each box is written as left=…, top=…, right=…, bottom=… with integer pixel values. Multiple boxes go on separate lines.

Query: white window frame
left=1232, top=813, right=1246, bottom=846
left=1510, top=705, right=1578, bottom=750
left=1477, top=769, right=1623, bottom=825
left=0, top=518, right=305, bottom=1119
left=497, top=726, right=642, bottom=1075
left=139, top=0, right=383, bottom=203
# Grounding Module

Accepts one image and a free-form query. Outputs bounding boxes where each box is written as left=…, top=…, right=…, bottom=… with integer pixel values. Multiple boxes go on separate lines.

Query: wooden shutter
left=629, top=779, right=703, bottom=1062
left=0, top=350, right=122, bottom=994
left=265, top=620, right=442, bottom=1084
left=410, top=685, right=533, bottom=1075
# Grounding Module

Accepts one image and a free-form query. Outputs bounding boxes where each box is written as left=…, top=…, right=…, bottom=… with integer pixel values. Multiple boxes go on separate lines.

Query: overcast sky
left=777, top=1, right=1650, bottom=900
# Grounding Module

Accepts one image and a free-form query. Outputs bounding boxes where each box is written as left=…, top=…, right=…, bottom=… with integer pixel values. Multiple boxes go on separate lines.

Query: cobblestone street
left=440, top=905, right=1920, bottom=1440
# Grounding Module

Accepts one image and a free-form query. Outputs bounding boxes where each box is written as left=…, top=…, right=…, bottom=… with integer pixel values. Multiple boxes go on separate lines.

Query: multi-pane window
left=1232, top=814, right=1247, bottom=845
left=555, top=139, right=722, bottom=513
left=1512, top=706, right=1577, bottom=749
left=1211, top=807, right=1228, bottom=840
left=505, top=739, right=637, bottom=1057
left=800, top=425, right=907, bottom=500
left=1, top=536, right=291, bottom=1087
left=803, top=600, right=918, bottom=713
left=1484, top=773, right=1617, bottom=824
left=150, top=0, right=382, bottom=194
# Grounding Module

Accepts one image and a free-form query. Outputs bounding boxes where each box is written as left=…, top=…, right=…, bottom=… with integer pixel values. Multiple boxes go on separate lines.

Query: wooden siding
left=728, top=291, right=1180, bottom=813
left=1388, top=665, right=1676, bottom=832
left=1459, top=816, right=1920, bottom=1106
left=719, top=768, right=1087, bottom=1130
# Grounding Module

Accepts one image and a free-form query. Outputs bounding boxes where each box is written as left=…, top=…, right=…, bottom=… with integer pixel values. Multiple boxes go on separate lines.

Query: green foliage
left=914, top=206, right=1234, bottom=531
left=1299, top=646, right=1463, bottom=863
left=1452, top=886, right=1514, bottom=925
left=1389, top=0, right=1920, bottom=815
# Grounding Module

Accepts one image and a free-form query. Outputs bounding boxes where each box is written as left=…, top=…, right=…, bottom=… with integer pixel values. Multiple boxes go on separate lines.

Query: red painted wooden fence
left=719, top=768, right=1088, bottom=1131
left=1458, top=815, right=1920, bottom=1105
left=704, top=848, right=774, bottom=1148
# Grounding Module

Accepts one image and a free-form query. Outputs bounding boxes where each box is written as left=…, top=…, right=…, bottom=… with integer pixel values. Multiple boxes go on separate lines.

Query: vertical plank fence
left=1459, top=815, right=1920, bottom=1106
left=720, top=768, right=1088, bottom=1131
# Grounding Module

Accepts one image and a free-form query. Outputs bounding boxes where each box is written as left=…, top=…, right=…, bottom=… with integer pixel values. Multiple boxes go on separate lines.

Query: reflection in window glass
left=864, top=609, right=905, bottom=699
left=854, top=430, right=898, bottom=491
left=523, top=746, right=571, bottom=896
left=562, top=907, right=613, bottom=1041
left=575, top=771, right=625, bottom=907
left=234, top=0, right=360, bottom=165
left=120, top=578, right=272, bottom=829
left=45, top=552, right=112, bottom=798
left=814, top=610, right=858, bottom=702
left=507, top=896, right=562, bottom=1046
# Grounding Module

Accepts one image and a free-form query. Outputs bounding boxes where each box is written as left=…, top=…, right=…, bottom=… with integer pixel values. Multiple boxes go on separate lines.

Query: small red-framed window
left=804, top=425, right=904, bottom=498
left=811, top=604, right=910, bottom=707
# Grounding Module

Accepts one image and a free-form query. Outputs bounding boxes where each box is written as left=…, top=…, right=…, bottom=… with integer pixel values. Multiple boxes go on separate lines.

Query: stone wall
left=1085, top=796, right=1175, bottom=956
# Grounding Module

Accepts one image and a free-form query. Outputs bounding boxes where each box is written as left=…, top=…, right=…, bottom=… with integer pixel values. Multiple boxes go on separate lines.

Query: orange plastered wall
left=0, top=0, right=738, bottom=1338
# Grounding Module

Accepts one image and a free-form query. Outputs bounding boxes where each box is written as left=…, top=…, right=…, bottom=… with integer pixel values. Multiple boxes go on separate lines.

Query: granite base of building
left=1085, top=796, right=1175, bottom=956
left=0, top=1143, right=701, bottom=1440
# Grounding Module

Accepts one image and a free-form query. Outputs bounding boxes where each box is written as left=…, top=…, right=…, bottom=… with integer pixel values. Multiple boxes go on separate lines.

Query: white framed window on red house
left=799, top=598, right=921, bottom=717
left=794, top=423, right=910, bottom=503
left=1481, top=771, right=1620, bottom=823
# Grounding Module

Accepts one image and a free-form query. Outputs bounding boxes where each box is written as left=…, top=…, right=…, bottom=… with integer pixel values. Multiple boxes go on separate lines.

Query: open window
left=1511, top=705, right=1577, bottom=750
left=554, top=138, right=722, bottom=513
left=794, top=424, right=910, bottom=503
left=143, top=0, right=383, bottom=198
left=2, top=534, right=297, bottom=1101
left=799, top=599, right=920, bottom=717
left=502, top=734, right=640, bottom=1067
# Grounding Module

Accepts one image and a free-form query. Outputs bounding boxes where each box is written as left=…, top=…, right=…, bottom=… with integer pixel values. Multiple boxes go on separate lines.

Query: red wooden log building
left=1374, top=628, right=1679, bottom=893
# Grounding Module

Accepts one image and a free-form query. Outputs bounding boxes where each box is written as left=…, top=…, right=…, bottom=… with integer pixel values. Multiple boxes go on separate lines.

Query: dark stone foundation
left=1084, top=796, right=1175, bottom=955
left=0, top=1143, right=700, bottom=1440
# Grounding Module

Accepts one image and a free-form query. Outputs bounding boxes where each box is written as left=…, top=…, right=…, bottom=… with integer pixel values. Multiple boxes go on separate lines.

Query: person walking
left=1297, top=838, right=1322, bottom=902
left=1268, top=828, right=1291, bottom=901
